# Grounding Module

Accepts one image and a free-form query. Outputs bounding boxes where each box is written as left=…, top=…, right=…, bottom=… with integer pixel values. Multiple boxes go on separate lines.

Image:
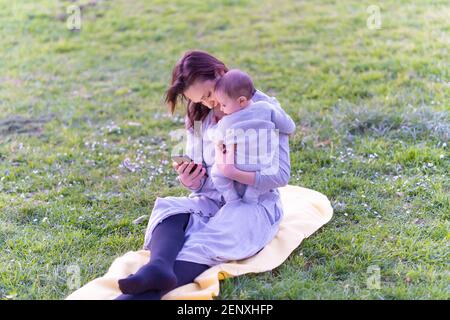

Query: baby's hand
left=216, top=140, right=226, bottom=154
left=215, top=143, right=236, bottom=178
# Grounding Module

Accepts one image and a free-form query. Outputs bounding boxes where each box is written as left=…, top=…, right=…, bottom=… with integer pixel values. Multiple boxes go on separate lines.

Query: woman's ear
left=215, top=69, right=226, bottom=78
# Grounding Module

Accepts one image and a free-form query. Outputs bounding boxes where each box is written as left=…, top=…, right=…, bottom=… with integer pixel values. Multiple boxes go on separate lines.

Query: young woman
left=115, top=50, right=293, bottom=300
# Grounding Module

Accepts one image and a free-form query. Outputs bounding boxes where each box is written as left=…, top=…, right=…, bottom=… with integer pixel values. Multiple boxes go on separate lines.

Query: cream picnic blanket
left=66, top=185, right=333, bottom=300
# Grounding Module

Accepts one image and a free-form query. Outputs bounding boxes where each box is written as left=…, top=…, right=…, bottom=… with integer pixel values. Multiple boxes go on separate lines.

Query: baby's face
left=215, top=90, right=242, bottom=115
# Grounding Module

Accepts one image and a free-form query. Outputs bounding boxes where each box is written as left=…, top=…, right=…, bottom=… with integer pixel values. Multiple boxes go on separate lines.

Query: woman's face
left=184, top=79, right=220, bottom=109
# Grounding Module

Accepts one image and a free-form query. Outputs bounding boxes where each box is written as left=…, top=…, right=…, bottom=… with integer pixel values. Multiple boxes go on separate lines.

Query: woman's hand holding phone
left=173, top=160, right=207, bottom=189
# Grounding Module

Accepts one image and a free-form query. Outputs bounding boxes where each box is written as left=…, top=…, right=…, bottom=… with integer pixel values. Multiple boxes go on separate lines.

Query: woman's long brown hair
left=165, top=50, right=229, bottom=129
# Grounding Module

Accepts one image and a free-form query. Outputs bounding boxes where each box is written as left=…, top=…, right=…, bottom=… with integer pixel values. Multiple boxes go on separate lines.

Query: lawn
left=0, top=0, right=448, bottom=299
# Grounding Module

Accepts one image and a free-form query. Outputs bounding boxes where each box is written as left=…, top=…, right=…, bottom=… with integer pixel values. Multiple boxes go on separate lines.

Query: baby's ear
left=238, top=96, right=248, bottom=105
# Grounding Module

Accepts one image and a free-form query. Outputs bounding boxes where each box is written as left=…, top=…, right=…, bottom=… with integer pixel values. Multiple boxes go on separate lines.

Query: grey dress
left=143, top=90, right=294, bottom=267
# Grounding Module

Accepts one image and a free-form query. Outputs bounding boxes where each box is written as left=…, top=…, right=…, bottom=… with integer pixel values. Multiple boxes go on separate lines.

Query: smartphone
left=172, top=155, right=207, bottom=176
left=172, top=155, right=194, bottom=165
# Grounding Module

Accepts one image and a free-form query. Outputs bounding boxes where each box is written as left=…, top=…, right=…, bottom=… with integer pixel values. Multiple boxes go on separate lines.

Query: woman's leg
left=173, top=260, right=210, bottom=287
left=118, top=213, right=190, bottom=295
left=114, top=260, right=210, bottom=300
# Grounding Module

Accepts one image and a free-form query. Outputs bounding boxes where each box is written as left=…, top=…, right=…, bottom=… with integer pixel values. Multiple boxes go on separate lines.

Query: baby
left=210, top=69, right=296, bottom=203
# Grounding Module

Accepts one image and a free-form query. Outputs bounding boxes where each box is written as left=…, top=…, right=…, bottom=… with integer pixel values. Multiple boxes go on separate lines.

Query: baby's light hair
left=214, top=69, right=255, bottom=100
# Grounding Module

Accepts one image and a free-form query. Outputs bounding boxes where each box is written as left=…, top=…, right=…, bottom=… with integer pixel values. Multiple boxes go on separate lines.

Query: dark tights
left=115, top=213, right=210, bottom=300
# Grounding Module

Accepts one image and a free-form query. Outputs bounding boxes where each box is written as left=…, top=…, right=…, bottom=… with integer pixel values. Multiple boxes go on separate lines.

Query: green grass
left=0, top=0, right=448, bottom=300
